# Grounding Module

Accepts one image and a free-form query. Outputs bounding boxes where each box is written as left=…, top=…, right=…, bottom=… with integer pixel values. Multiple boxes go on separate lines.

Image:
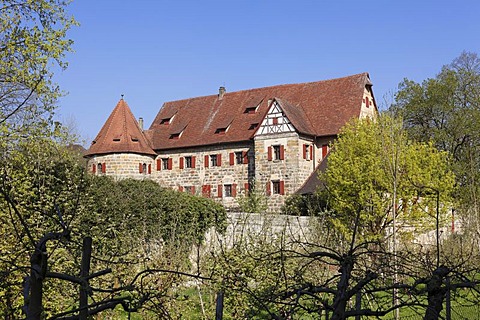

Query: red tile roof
left=147, top=73, right=372, bottom=150
left=85, top=99, right=156, bottom=157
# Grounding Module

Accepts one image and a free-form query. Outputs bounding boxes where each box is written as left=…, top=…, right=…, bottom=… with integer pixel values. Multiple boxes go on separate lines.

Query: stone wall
left=87, top=153, right=155, bottom=178
left=151, top=142, right=254, bottom=208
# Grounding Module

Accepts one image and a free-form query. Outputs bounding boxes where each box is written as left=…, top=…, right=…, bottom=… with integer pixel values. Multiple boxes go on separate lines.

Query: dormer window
left=170, top=133, right=181, bottom=139
left=244, top=106, right=257, bottom=114
left=160, top=118, right=171, bottom=125
left=131, top=137, right=139, bottom=142
left=215, top=127, right=228, bottom=135
left=249, top=123, right=258, bottom=130
left=113, top=138, right=120, bottom=142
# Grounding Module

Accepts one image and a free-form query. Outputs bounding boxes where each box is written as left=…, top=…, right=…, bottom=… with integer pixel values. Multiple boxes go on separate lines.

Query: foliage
left=281, top=193, right=327, bottom=216
left=236, top=182, right=268, bottom=213
left=319, top=115, right=455, bottom=242
left=0, top=139, right=88, bottom=318
left=0, top=0, right=78, bottom=138
left=391, top=51, right=480, bottom=225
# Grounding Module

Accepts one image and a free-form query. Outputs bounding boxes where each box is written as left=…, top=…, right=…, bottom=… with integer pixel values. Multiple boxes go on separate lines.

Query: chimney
left=218, top=86, right=226, bottom=100
left=138, top=117, right=144, bottom=130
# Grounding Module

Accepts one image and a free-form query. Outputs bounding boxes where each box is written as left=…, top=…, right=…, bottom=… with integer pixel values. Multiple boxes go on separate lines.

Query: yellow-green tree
left=320, top=115, right=455, bottom=243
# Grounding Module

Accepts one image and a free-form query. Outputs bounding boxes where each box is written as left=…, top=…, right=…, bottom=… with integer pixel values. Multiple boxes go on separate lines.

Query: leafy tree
left=391, top=51, right=480, bottom=225
left=0, top=0, right=77, bottom=128
left=320, top=115, right=455, bottom=243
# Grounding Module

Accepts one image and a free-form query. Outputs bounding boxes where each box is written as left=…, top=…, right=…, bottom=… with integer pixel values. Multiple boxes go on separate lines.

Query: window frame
left=185, top=156, right=193, bottom=168
left=224, top=184, right=233, bottom=197
left=210, top=154, right=218, bottom=167
left=235, top=151, right=243, bottom=165
left=273, top=145, right=281, bottom=160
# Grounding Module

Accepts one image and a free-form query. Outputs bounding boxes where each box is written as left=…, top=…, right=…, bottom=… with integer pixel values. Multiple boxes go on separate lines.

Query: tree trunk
left=331, top=256, right=354, bottom=320
left=423, top=266, right=449, bottom=320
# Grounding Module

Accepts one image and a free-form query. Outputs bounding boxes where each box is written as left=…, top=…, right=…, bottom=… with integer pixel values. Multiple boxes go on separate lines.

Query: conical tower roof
left=84, top=99, right=156, bottom=157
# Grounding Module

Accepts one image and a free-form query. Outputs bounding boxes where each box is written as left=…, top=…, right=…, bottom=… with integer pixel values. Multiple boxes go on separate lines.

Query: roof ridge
left=163, top=73, right=368, bottom=105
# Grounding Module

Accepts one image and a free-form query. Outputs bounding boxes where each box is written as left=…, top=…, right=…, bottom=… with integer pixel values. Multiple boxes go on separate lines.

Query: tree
left=319, top=115, right=455, bottom=243
left=0, top=0, right=77, bottom=127
left=391, top=51, right=480, bottom=226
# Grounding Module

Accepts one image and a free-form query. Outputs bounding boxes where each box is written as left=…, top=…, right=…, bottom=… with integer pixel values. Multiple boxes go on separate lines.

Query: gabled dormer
left=256, top=99, right=296, bottom=135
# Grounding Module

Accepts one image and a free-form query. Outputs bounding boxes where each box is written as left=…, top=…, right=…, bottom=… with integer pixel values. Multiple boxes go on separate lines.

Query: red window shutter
left=232, top=184, right=237, bottom=197
left=204, top=155, right=209, bottom=168
left=167, top=158, right=173, bottom=170
left=202, top=185, right=211, bottom=198
left=179, top=186, right=184, bottom=192
left=102, top=163, right=106, bottom=174
left=280, top=145, right=285, bottom=160
left=365, top=96, right=369, bottom=107
left=280, top=180, right=285, bottom=195
left=191, top=186, right=196, bottom=195
left=244, top=182, right=250, bottom=192
left=139, top=163, right=143, bottom=173
left=179, top=157, right=184, bottom=169
left=310, top=145, right=313, bottom=160
left=266, top=181, right=271, bottom=196
left=229, top=152, right=235, bottom=165
left=192, top=156, right=196, bottom=168
left=303, top=144, right=307, bottom=159
left=322, top=144, right=328, bottom=158
left=157, top=159, right=161, bottom=171
left=243, top=151, right=248, bottom=164
left=92, top=163, right=96, bottom=174
left=217, top=154, right=222, bottom=166
left=218, top=184, right=223, bottom=198
left=148, top=164, right=152, bottom=174
left=267, top=146, right=272, bottom=161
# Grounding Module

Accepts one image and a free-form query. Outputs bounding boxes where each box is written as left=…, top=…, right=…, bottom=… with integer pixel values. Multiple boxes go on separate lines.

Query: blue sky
left=55, top=0, right=480, bottom=144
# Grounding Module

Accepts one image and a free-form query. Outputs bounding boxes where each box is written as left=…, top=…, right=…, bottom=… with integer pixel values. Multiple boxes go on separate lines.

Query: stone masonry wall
left=87, top=153, right=155, bottom=178
left=151, top=142, right=254, bottom=208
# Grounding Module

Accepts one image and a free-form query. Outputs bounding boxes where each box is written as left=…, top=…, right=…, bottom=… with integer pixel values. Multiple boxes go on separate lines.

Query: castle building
left=84, top=73, right=377, bottom=210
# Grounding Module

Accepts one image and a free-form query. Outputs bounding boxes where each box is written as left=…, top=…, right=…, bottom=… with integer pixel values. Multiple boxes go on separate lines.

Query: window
left=184, top=186, right=195, bottom=194
left=271, top=180, right=285, bottom=195
left=303, top=144, right=312, bottom=160
left=185, top=156, right=193, bottom=168
left=209, top=154, right=221, bottom=167
left=97, top=163, right=103, bottom=173
left=224, top=184, right=233, bottom=197
left=215, top=127, right=227, bottom=134
left=268, top=145, right=284, bottom=161
left=139, top=163, right=147, bottom=174
left=210, top=155, right=218, bottom=167
left=248, top=123, right=259, bottom=130
left=235, top=152, right=243, bottom=164
left=160, top=118, right=171, bottom=125
left=273, top=145, right=281, bottom=160
left=244, top=107, right=257, bottom=114
left=272, top=181, right=281, bottom=194
left=162, top=158, right=169, bottom=170
left=272, top=117, right=279, bottom=125
left=170, top=133, right=180, bottom=139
